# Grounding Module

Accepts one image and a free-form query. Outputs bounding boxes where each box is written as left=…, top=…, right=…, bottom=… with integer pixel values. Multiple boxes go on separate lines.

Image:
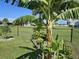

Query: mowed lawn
left=0, top=26, right=34, bottom=59
left=53, top=26, right=71, bottom=41
left=0, top=26, right=79, bottom=59
left=53, top=26, right=79, bottom=59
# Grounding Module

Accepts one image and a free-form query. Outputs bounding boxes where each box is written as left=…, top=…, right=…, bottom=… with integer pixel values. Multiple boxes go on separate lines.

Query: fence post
left=17, top=25, right=19, bottom=36
left=56, top=34, right=58, bottom=40
left=70, top=27, right=73, bottom=42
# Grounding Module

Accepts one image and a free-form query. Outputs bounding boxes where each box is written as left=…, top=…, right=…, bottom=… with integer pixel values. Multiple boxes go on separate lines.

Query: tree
left=4, top=0, right=79, bottom=47
left=1, top=18, right=11, bottom=39
left=1, top=25, right=11, bottom=38
left=4, top=0, right=79, bottom=59
left=13, top=18, right=20, bottom=36
left=2, top=18, right=9, bottom=25
left=17, top=0, right=79, bottom=47
left=13, top=15, right=36, bottom=36
left=13, top=15, right=36, bottom=26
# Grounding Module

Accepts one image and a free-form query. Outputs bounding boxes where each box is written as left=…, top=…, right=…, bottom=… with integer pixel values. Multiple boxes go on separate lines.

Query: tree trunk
left=17, top=25, right=19, bottom=36
left=48, top=53, right=52, bottom=59
left=47, top=19, right=52, bottom=48
left=46, top=15, right=52, bottom=59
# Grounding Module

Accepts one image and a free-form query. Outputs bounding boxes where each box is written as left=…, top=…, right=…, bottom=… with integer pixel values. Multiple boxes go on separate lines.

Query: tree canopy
left=4, top=0, right=79, bottom=20
left=2, top=18, right=9, bottom=24
left=13, top=15, right=37, bottom=25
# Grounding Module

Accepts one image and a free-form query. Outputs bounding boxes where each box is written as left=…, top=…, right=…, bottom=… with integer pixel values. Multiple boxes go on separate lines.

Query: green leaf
left=57, top=7, right=79, bottom=20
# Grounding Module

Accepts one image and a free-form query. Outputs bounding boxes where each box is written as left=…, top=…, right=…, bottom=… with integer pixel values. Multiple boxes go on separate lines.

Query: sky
left=56, top=19, right=67, bottom=25
left=0, top=0, right=78, bottom=24
left=0, top=1, right=32, bottom=21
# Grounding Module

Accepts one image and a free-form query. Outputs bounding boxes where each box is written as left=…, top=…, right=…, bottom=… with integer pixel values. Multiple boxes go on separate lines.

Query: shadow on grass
left=16, top=46, right=42, bottom=59
left=4, top=36, right=13, bottom=39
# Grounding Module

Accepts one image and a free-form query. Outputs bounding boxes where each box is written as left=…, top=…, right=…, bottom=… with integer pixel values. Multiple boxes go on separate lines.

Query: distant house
left=23, top=21, right=33, bottom=27
left=0, top=21, right=2, bottom=25
left=74, top=21, right=79, bottom=27
left=0, top=21, right=13, bottom=26
left=0, top=21, right=3, bottom=26
left=54, top=19, right=79, bottom=27
left=7, top=22, right=13, bottom=26
left=67, top=19, right=79, bottom=27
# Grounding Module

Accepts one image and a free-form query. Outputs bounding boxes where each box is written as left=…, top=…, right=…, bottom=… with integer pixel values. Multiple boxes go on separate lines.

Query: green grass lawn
left=53, top=26, right=71, bottom=41
left=0, top=26, right=34, bottom=59
left=71, top=28, right=79, bottom=59
left=0, top=26, right=79, bottom=59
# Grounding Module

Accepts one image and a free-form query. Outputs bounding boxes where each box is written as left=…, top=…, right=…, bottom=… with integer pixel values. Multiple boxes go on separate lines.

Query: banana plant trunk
left=46, top=15, right=53, bottom=59
left=47, top=19, right=52, bottom=48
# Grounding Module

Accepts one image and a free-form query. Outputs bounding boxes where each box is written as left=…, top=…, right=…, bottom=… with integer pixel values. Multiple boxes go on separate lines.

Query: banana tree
left=4, top=0, right=79, bottom=47
left=13, top=15, right=36, bottom=36
left=26, top=0, right=79, bottom=48
left=4, top=0, right=79, bottom=59
left=13, top=18, right=20, bottom=36
left=29, top=0, right=78, bottom=46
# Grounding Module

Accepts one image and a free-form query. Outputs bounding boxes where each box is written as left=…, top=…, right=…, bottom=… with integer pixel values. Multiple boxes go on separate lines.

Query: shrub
left=1, top=25, right=11, bottom=39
